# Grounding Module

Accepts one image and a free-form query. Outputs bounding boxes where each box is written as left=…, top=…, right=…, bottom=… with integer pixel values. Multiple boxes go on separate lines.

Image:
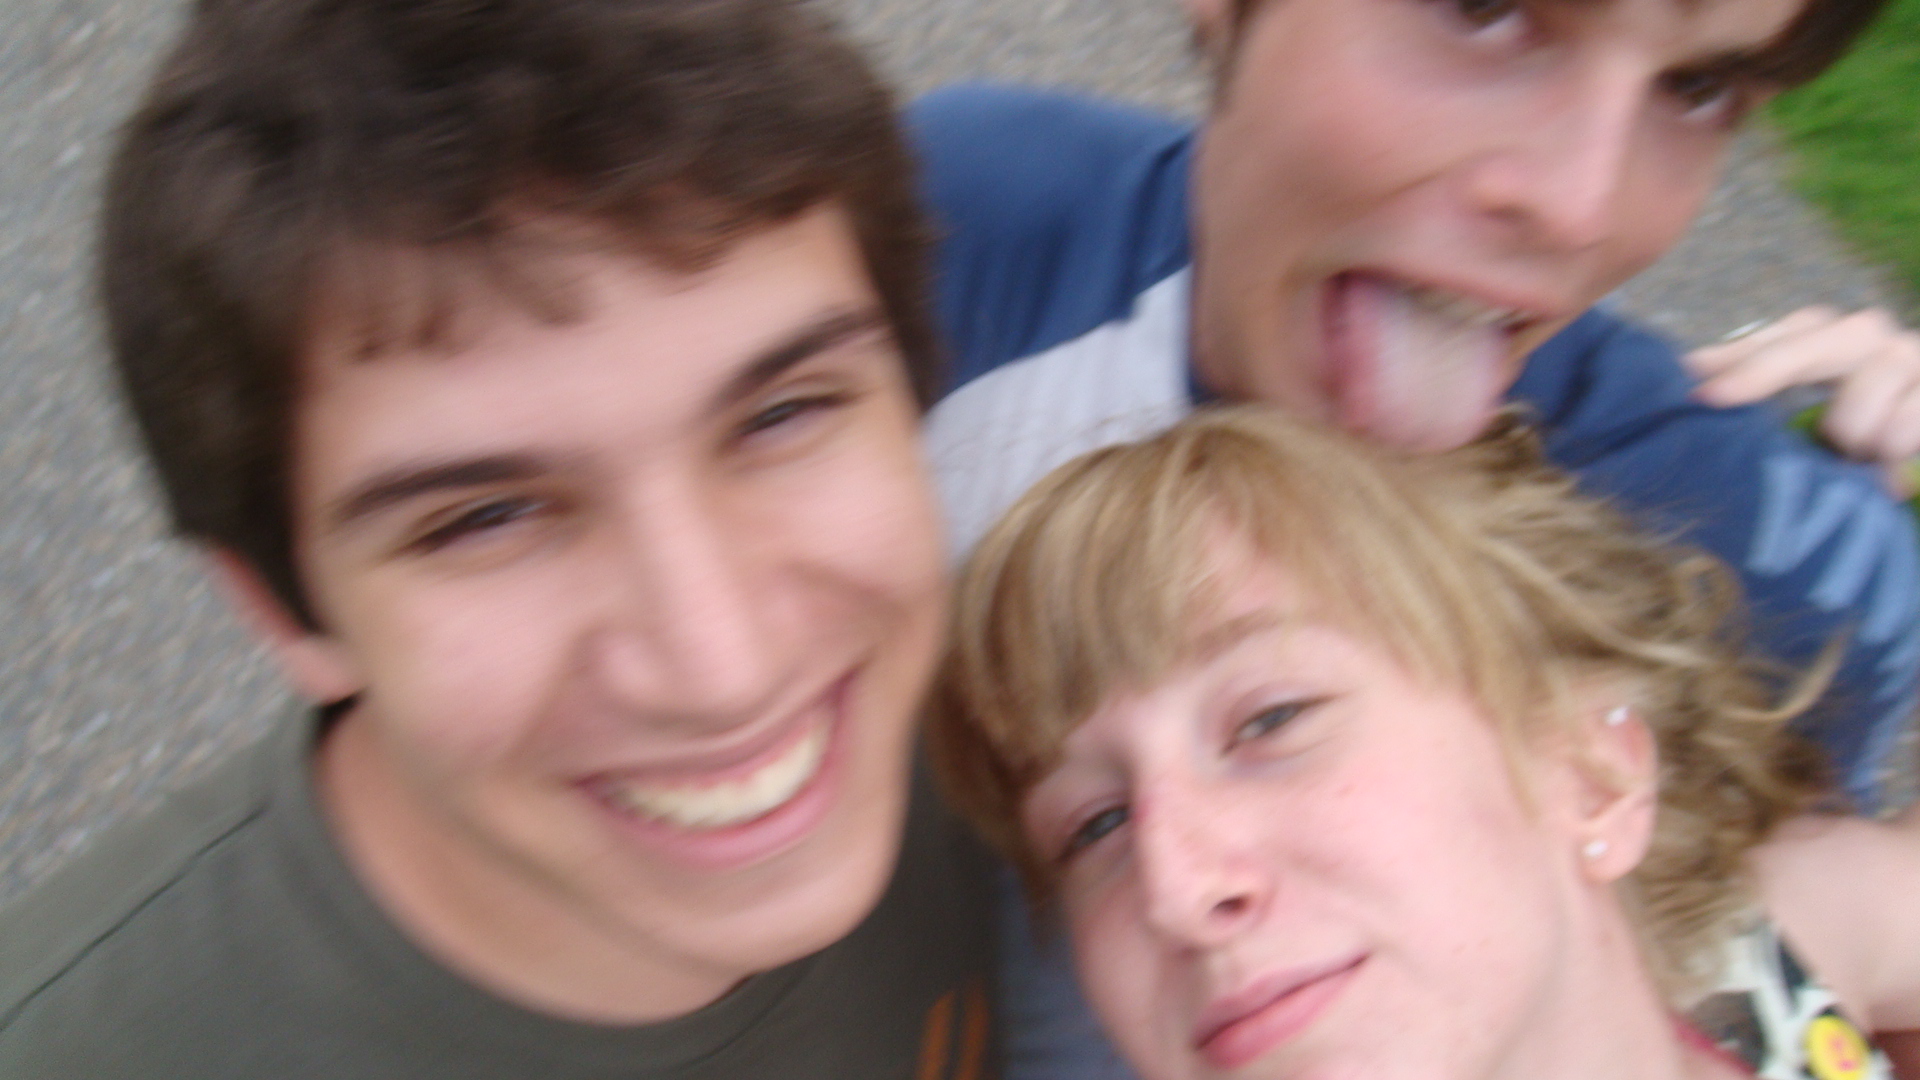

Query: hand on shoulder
left=1686, top=307, right=1920, bottom=497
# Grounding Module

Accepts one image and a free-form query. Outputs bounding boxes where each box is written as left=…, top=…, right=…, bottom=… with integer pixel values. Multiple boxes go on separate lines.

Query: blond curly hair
left=928, top=406, right=1834, bottom=1000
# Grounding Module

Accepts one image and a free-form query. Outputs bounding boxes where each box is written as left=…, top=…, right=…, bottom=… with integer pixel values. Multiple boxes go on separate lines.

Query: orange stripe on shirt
left=918, top=990, right=957, bottom=1080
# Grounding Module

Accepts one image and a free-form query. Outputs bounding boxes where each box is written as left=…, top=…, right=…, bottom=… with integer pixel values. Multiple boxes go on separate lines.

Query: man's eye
left=1059, top=805, right=1130, bottom=863
left=1227, top=700, right=1317, bottom=749
left=1442, top=0, right=1523, bottom=31
left=411, top=497, right=541, bottom=552
left=739, top=393, right=849, bottom=440
left=1660, top=70, right=1747, bottom=125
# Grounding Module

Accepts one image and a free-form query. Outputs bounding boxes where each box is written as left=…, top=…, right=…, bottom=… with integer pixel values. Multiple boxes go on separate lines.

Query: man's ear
left=205, top=547, right=363, bottom=705
left=1183, top=0, right=1237, bottom=57
left=1562, top=700, right=1660, bottom=884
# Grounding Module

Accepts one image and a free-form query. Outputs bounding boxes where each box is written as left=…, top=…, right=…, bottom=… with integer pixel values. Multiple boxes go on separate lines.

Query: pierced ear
left=1566, top=700, right=1659, bottom=884
left=205, top=547, right=363, bottom=705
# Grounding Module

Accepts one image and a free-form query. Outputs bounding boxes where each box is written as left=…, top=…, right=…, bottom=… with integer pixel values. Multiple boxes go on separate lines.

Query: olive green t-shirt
left=0, top=711, right=997, bottom=1078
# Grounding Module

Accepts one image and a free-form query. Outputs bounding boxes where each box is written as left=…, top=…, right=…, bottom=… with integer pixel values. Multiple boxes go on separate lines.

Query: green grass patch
left=1767, top=0, right=1920, bottom=305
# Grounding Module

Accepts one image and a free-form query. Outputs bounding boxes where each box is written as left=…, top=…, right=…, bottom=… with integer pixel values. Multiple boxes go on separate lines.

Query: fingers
left=1822, top=327, right=1920, bottom=481
left=1686, top=306, right=1865, bottom=406
left=1882, top=382, right=1920, bottom=463
left=1686, top=306, right=1840, bottom=380
left=1686, top=306, right=1920, bottom=484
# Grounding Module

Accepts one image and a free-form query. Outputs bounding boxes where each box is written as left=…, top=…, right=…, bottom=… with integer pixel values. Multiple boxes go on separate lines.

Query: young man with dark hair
left=0, top=0, right=996, bottom=1074
left=913, top=0, right=1919, bottom=810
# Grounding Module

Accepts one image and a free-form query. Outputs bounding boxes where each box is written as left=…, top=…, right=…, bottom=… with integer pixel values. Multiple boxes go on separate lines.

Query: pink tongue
left=1330, top=275, right=1509, bottom=452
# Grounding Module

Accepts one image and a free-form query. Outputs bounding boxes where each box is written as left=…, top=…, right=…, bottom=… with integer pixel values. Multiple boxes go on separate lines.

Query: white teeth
left=1403, top=284, right=1525, bottom=330
left=607, top=724, right=829, bottom=830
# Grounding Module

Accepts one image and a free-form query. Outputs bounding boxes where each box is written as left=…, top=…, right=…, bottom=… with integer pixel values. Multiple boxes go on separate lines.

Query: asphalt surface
left=0, top=0, right=1912, bottom=905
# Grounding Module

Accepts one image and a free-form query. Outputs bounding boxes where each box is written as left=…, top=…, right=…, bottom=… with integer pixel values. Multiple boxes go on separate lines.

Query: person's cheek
left=1612, top=133, right=1724, bottom=275
left=1074, top=890, right=1174, bottom=1073
left=1284, top=40, right=1490, bottom=244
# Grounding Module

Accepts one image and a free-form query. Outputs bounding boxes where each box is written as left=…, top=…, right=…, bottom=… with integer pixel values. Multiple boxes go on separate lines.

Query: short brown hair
left=101, top=0, right=937, bottom=624
left=929, top=407, right=1832, bottom=999
left=1216, top=0, right=1890, bottom=88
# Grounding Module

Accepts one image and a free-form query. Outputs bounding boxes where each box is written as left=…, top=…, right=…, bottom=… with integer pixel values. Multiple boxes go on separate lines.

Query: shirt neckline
left=261, top=708, right=820, bottom=1072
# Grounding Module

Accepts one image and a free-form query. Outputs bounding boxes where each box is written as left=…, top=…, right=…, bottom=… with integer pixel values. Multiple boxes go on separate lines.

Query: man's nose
left=591, top=476, right=784, bottom=724
left=1463, top=63, right=1644, bottom=254
left=1133, top=779, right=1271, bottom=948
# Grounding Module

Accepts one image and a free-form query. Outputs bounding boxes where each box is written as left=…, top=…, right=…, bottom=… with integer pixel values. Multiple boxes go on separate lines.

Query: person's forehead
left=289, top=209, right=887, bottom=499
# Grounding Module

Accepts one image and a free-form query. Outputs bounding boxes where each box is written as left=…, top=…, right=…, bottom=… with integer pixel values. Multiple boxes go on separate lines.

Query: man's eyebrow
left=323, top=309, right=888, bottom=531
left=1538, top=0, right=1781, bottom=84
left=1667, top=46, right=1772, bottom=84
left=327, top=454, right=561, bottom=531
left=710, top=306, right=890, bottom=412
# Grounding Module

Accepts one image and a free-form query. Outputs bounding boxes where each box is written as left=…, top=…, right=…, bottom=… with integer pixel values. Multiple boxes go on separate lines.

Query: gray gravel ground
left=0, top=0, right=1912, bottom=905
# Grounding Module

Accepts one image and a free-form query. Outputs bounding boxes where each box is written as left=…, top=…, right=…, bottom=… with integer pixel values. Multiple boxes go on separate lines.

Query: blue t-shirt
left=912, top=82, right=1920, bottom=809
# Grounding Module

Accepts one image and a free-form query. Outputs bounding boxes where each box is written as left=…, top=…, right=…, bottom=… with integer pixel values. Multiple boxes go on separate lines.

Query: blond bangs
left=948, top=412, right=1578, bottom=752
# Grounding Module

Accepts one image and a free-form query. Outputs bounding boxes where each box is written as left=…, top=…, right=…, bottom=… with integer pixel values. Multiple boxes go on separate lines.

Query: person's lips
left=599, top=714, right=830, bottom=829
left=1192, top=954, right=1365, bottom=1071
left=581, top=671, right=856, bottom=869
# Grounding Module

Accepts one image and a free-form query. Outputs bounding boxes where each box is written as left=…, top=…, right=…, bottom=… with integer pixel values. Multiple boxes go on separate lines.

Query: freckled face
left=284, top=205, right=948, bottom=1013
left=1186, top=0, right=1806, bottom=451
left=1026, top=548, right=1597, bottom=1079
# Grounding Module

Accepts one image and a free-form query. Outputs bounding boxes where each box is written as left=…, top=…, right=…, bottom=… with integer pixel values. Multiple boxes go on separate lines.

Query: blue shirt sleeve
left=906, top=84, right=1194, bottom=393
left=1514, top=310, right=1920, bottom=808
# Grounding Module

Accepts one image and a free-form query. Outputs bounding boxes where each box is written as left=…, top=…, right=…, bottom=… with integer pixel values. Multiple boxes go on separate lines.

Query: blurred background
left=0, top=0, right=1913, bottom=904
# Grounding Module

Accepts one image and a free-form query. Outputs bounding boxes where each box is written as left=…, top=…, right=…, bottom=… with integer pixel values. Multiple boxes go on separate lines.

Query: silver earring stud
left=1605, top=705, right=1630, bottom=728
left=1582, top=838, right=1609, bottom=861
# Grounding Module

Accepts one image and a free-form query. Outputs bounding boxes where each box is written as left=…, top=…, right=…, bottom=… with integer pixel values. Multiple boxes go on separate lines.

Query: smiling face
left=253, top=205, right=947, bottom=1020
left=1185, top=0, right=1806, bottom=450
left=1025, top=544, right=1611, bottom=1080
